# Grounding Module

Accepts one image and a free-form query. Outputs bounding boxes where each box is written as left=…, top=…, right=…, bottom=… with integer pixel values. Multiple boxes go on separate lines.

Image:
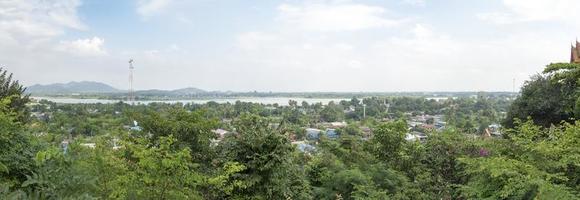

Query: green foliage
left=22, top=146, right=97, bottom=199
left=205, top=162, right=249, bottom=197
left=0, top=97, right=35, bottom=193
left=306, top=133, right=411, bottom=200
left=138, top=108, right=218, bottom=162
left=320, top=101, right=345, bottom=122
left=114, top=136, right=202, bottom=199
left=213, top=114, right=311, bottom=199
left=459, top=120, right=580, bottom=199
left=460, top=156, right=577, bottom=200
left=370, top=120, right=407, bottom=164
left=2, top=64, right=578, bottom=199
left=506, top=63, right=579, bottom=128
left=0, top=68, right=30, bottom=123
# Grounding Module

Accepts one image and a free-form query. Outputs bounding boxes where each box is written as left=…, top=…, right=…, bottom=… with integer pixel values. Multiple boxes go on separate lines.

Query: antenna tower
left=128, top=59, right=135, bottom=103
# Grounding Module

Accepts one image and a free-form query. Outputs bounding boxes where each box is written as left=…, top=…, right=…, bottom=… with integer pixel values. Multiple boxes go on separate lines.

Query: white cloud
left=0, top=0, right=86, bottom=47
left=137, top=0, right=172, bottom=17
left=237, top=32, right=279, bottom=50
left=234, top=17, right=567, bottom=91
left=236, top=30, right=366, bottom=72
left=402, top=0, right=426, bottom=7
left=478, top=0, right=580, bottom=24
left=277, top=3, right=402, bottom=32
left=56, top=37, right=107, bottom=57
left=347, top=60, right=363, bottom=69
left=412, top=24, right=432, bottom=38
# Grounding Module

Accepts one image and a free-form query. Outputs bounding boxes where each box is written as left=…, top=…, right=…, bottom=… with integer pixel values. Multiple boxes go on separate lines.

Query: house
left=212, top=129, right=230, bottom=139
left=30, top=112, right=50, bottom=121
left=405, top=131, right=428, bottom=142
left=129, top=120, right=142, bottom=131
left=420, top=124, right=435, bottom=131
left=325, top=129, right=339, bottom=139
left=330, top=121, right=347, bottom=128
left=61, top=140, right=69, bottom=154
left=292, top=141, right=316, bottom=153
left=306, top=128, right=322, bottom=140
left=484, top=124, right=502, bottom=138
left=361, top=126, right=373, bottom=139
left=317, top=121, right=348, bottom=129
left=435, top=121, right=446, bottom=129
left=210, top=129, right=232, bottom=146
left=407, top=121, right=423, bottom=128
left=80, top=143, right=96, bottom=149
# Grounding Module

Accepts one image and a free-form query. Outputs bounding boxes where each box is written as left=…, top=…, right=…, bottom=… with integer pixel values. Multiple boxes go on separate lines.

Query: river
left=32, top=97, right=350, bottom=106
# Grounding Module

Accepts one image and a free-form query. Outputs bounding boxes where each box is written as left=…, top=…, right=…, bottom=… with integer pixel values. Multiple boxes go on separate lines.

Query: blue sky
left=2, top=0, right=580, bottom=92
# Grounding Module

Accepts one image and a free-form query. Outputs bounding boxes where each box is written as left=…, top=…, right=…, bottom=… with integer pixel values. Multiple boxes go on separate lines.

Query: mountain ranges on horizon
left=26, top=81, right=207, bottom=95
left=25, top=81, right=517, bottom=99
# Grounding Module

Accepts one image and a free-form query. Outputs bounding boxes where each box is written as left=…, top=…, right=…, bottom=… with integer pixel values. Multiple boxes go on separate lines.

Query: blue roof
left=326, top=129, right=339, bottom=138
left=297, top=143, right=316, bottom=152
left=306, top=128, right=321, bottom=140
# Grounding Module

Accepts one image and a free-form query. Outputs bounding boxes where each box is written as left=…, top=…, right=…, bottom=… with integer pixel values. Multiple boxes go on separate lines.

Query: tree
left=306, top=133, right=410, bottom=199
left=505, top=63, right=579, bottom=128
left=113, top=136, right=202, bottom=199
left=0, top=68, right=30, bottom=122
left=369, top=120, right=407, bottom=164
left=0, top=97, right=35, bottom=193
left=19, top=145, right=97, bottom=199
left=213, top=114, right=311, bottom=199
left=138, top=108, right=218, bottom=162
left=543, top=63, right=579, bottom=118
left=459, top=120, right=580, bottom=199
left=505, top=75, right=572, bottom=128
left=320, top=102, right=344, bottom=122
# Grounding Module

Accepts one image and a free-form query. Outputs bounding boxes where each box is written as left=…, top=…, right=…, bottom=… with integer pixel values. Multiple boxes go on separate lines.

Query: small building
left=330, top=121, right=347, bottom=128
left=361, top=126, right=373, bottom=139
left=129, top=120, right=142, bottom=131
left=80, top=143, right=96, bottom=149
left=306, top=128, right=322, bottom=140
left=61, top=140, right=69, bottom=154
left=405, top=131, right=427, bottom=142
left=325, top=129, right=339, bottom=139
left=484, top=124, right=502, bottom=138
left=212, top=129, right=230, bottom=139
left=292, top=141, right=316, bottom=153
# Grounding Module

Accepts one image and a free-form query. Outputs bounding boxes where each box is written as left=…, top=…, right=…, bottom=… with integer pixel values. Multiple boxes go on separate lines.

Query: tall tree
left=212, top=114, right=311, bottom=199
left=543, top=63, right=579, bottom=118
left=0, top=97, right=35, bottom=193
left=137, top=108, right=218, bottom=163
left=0, top=68, right=30, bottom=122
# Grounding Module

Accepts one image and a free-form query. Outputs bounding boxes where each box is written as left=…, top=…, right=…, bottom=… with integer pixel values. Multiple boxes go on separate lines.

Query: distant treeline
left=33, top=91, right=517, bottom=101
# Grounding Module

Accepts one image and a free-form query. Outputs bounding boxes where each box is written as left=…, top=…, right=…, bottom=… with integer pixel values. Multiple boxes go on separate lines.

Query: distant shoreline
left=28, top=91, right=516, bottom=101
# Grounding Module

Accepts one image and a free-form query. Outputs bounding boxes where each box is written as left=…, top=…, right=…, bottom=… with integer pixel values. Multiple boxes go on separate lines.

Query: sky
left=1, top=0, right=580, bottom=92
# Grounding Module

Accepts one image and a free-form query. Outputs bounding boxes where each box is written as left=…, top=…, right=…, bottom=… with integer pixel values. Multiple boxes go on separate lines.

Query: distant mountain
left=137, top=87, right=206, bottom=96
left=171, top=87, right=206, bottom=95
left=27, top=81, right=208, bottom=96
left=27, top=81, right=121, bottom=94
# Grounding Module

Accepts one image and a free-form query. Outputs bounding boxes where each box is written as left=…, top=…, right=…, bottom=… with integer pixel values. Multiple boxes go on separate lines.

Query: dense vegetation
left=1, top=63, right=579, bottom=199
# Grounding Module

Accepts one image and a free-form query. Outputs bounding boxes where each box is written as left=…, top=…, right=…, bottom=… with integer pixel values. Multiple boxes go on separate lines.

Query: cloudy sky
left=1, top=0, right=580, bottom=92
